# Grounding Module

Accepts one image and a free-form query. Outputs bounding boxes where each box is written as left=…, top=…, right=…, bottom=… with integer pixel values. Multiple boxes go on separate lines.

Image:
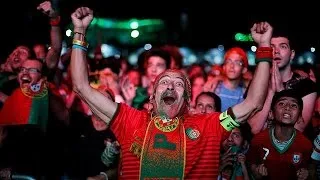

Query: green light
left=91, top=18, right=115, bottom=28
left=130, top=20, right=139, bottom=29
left=89, top=17, right=164, bottom=30
left=235, top=33, right=245, bottom=41
left=235, top=33, right=253, bottom=42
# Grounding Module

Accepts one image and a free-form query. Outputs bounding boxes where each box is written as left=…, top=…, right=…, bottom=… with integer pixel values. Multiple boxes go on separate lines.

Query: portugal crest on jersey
left=292, top=152, right=302, bottom=164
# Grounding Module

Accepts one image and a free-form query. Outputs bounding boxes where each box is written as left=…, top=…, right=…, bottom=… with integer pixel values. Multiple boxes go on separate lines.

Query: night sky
left=1, top=0, right=319, bottom=63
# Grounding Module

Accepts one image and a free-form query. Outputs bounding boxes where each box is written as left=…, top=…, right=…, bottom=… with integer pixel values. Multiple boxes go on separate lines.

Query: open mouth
left=13, top=58, right=20, bottom=63
left=21, top=76, right=31, bottom=85
left=162, top=96, right=176, bottom=105
left=283, top=113, right=291, bottom=119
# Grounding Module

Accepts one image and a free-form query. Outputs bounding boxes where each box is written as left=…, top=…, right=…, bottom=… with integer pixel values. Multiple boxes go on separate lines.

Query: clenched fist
left=250, top=22, right=273, bottom=47
left=71, top=7, right=93, bottom=34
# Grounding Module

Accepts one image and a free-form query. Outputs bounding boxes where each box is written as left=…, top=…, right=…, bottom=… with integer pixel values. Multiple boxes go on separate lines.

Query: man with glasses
left=0, top=58, right=69, bottom=179
left=205, top=47, right=249, bottom=111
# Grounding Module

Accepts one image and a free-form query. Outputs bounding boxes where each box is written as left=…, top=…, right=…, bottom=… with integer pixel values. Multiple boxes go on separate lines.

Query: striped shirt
left=110, top=103, right=227, bottom=180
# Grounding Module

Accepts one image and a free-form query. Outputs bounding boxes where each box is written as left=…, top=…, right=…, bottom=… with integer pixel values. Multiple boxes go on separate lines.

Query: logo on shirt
left=185, top=127, right=200, bottom=140
left=30, top=82, right=41, bottom=92
left=292, top=152, right=302, bottom=164
left=154, top=116, right=180, bottom=132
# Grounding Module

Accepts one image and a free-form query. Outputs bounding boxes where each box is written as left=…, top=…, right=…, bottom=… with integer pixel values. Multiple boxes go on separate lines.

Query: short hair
left=224, top=47, right=248, bottom=68
left=271, top=89, right=303, bottom=112
left=161, top=45, right=183, bottom=69
left=24, top=58, right=46, bottom=76
left=143, top=48, right=171, bottom=70
left=239, top=122, right=253, bottom=143
left=96, top=56, right=121, bottom=75
left=195, top=91, right=222, bottom=112
left=272, top=28, right=296, bottom=50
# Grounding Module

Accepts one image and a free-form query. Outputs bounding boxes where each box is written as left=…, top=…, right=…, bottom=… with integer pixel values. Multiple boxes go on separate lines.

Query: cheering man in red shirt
left=70, top=7, right=273, bottom=180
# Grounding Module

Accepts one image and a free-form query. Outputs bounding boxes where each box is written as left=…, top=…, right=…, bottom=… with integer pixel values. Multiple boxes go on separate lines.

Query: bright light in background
left=144, top=44, right=152, bottom=50
left=128, top=54, right=138, bottom=65
left=60, top=41, right=68, bottom=55
left=189, top=55, right=197, bottom=64
left=251, top=46, right=257, bottom=52
left=114, top=54, right=121, bottom=59
left=179, top=47, right=198, bottom=66
left=293, top=51, right=316, bottom=65
left=304, top=52, right=315, bottom=64
left=306, top=56, right=313, bottom=63
left=131, top=30, right=139, bottom=38
left=130, top=21, right=139, bottom=29
left=101, top=44, right=120, bottom=58
left=204, top=48, right=224, bottom=65
left=297, top=56, right=305, bottom=65
left=235, top=33, right=253, bottom=42
left=66, top=29, right=72, bottom=37
left=213, top=56, right=223, bottom=65
left=128, top=48, right=145, bottom=65
left=311, top=47, right=315, bottom=52
left=218, top=45, right=224, bottom=51
left=247, top=51, right=256, bottom=66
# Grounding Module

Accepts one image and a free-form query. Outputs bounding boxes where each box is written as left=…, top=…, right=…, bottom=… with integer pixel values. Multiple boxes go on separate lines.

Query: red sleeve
left=110, top=103, right=147, bottom=144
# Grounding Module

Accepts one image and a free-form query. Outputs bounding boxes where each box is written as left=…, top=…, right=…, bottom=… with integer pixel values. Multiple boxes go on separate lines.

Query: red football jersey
left=247, top=129, right=312, bottom=180
left=111, top=103, right=227, bottom=180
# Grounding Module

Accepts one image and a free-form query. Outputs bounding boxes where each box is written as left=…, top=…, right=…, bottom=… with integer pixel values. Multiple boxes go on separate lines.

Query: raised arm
left=232, top=22, right=273, bottom=123
left=295, top=92, right=317, bottom=131
left=248, top=62, right=282, bottom=134
left=70, top=7, right=117, bottom=124
left=37, top=1, right=62, bottom=69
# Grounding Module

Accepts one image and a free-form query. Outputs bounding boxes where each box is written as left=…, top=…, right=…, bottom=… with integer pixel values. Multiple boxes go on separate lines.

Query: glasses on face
left=19, top=67, right=41, bottom=74
left=224, top=60, right=244, bottom=67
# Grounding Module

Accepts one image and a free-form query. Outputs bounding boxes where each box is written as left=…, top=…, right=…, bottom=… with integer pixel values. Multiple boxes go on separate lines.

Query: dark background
left=1, top=0, right=319, bottom=63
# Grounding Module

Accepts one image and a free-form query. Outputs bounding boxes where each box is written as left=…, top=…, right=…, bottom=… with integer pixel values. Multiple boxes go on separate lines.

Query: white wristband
left=100, top=172, right=108, bottom=180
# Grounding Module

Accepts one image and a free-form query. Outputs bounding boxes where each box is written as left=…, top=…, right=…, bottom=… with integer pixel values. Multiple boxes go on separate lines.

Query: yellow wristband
left=72, top=39, right=89, bottom=48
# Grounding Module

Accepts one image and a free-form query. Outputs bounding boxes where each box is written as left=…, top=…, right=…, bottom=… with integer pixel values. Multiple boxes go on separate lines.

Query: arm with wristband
left=37, top=1, right=62, bottom=69
left=70, top=7, right=118, bottom=125
left=220, top=22, right=273, bottom=131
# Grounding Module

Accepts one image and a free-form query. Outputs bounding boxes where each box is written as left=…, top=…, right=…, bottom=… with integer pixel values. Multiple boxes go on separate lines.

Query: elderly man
left=70, top=7, right=272, bottom=180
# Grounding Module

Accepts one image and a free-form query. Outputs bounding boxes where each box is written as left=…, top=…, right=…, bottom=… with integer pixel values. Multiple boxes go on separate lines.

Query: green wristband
left=219, top=110, right=240, bottom=131
left=255, top=58, right=272, bottom=64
